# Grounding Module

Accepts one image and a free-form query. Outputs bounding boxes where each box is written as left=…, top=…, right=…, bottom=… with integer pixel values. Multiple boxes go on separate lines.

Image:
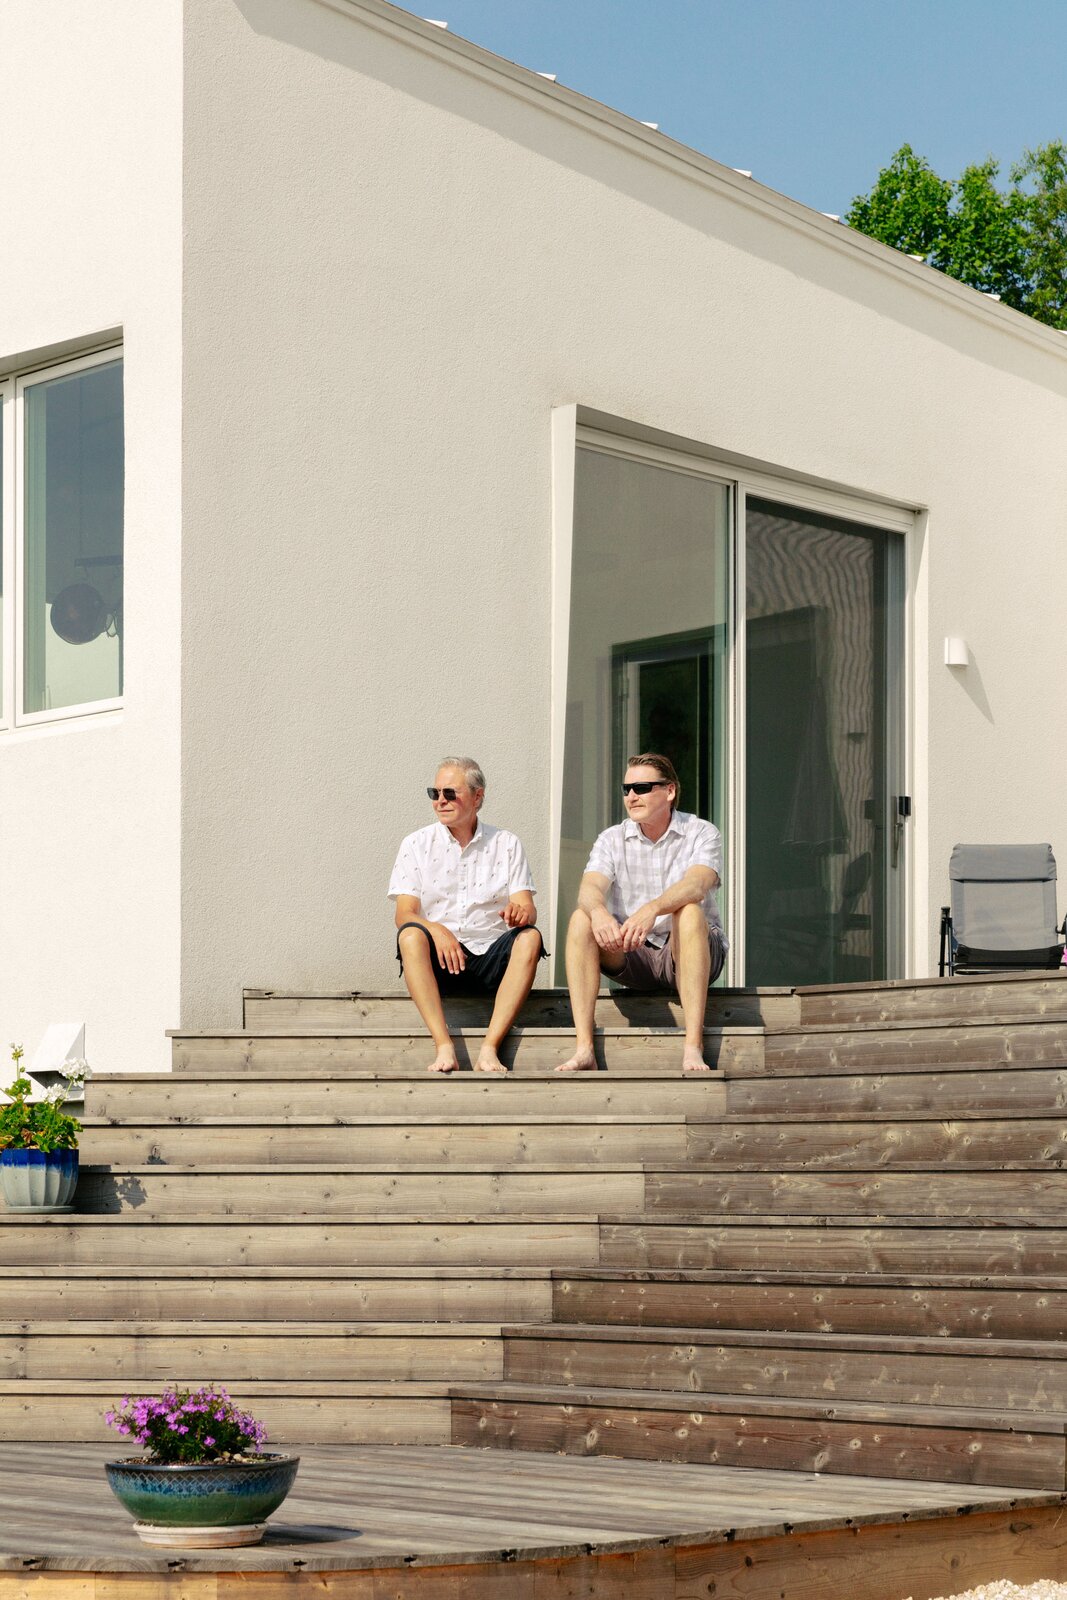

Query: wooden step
left=0, top=1214, right=601, bottom=1267
left=243, top=986, right=800, bottom=1031
left=500, top=1323, right=1067, bottom=1411
left=688, top=1116, right=1067, bottom=1167
left=759, top=1017, right=1067, bottom=1076
left=0, top=1265, right=554, bottom=1323
left=550, top=1269, right=1067, bottom=1340
left=644, top=1167, right=1067, bottom=1216
left=0, top=1321, right=504, bottom=1382
left=88, top=1073, right=725, bottom=1121
left=78, top=1115, right=687, bottom=1167
left=727, top=1065, right=1067, bottom=1118
left=0, top=1379, right=451, bottom=1444
left=799, top=972, right=1067, bottom=1029
left=167, top=1028, right=763, bottom=1074
left=70, top=1163, right=647, bottom=1215
left=448, top=1382, right=1067, bottom=1488
left=598, top=1214, right=1067, bottom=1274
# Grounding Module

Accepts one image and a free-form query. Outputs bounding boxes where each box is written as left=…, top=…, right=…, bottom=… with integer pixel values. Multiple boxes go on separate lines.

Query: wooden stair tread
left=795, top=973, right=1067, bottom=997
left=447, top=1380, right=1067, bottom=1433
left=0, top=1265, right=553, bottom=1279
left=81, top=1114, right=691, bottom=1127
left=168, top=1026, right=761, bottom=1039
left=242, top=987, right=795, bottom=1000
left=0, top=1378, right=450, bottom=1395
left=0, top=1210, right=601, bottom=1225
left=76, top=1161, right=649, bottom=1174
left=551, top=1267, right=1067, bottom=1289
left=499, top=1323, right=1067, bottom=1360
left=0, top=1320, right=504, bottom=1336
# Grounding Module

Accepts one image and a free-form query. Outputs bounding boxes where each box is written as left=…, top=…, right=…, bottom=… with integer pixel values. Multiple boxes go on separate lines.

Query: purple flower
left=204, top=1435, right=215, bottom=1447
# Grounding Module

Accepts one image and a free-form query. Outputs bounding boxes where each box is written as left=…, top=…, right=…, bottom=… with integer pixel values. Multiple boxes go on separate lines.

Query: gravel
left=905, top=1585, right=1067, bottom=1600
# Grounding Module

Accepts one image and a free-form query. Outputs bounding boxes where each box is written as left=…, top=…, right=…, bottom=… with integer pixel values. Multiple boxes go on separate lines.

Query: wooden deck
left=2, top=1441, right=1066, bottom=1598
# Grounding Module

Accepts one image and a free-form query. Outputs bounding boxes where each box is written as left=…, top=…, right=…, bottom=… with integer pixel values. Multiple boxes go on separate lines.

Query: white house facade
left=2, top=0, right=1066, bottom=1071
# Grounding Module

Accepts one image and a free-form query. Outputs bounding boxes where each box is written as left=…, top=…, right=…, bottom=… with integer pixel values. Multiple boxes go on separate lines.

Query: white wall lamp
left=944, top=637, right=970, bottom=668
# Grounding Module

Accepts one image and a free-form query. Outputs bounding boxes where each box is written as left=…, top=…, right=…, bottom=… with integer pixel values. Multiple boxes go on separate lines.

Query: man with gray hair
left=389, top=757, right=545, bottom=1073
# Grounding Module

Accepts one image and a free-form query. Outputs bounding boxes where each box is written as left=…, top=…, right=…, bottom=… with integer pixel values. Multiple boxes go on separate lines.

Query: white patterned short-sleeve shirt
left=388, top=820, right=536, bottom=954
left=585, top=811, right=727, bottom=950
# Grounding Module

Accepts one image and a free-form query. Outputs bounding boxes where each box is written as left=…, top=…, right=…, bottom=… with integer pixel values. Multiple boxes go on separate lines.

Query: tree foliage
left=846, top=142, right=1067, bottom=329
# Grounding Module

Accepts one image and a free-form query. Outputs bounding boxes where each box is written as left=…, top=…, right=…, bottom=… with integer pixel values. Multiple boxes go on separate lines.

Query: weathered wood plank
left=800, top=972, right=1067, bottom=1027
left=598, top=1217, right=1067, bottom=1273
left=79, top=1120, right=687, bottom=1167
left=501, top=1327, right=1067, bottom=1410
left=645, top=1167, right=1067, bottom=1215
left=451, top=1394, right=1063, bottom=1487
left=759, top=1018, right=1067, bottom=1075
left=0, top=1324, right=504, bottom=1383
left=0, top=1270, right=554, bottom=1324
left=726, top=1065, right=1067, bottom=1118
left=242, top=987, right=799, bottom=1031
left=168, top=1029, right=763, bottom=1075
left=73, top=1167, right=646, bottom=1216
left=687, top=1117, right=1067, bottom=1167
left=0, top=1217, right=602, bottom=1269
left=88, top=1076, right=725, bottom=1120
left=550, top=1273, right=1067, bottom=1339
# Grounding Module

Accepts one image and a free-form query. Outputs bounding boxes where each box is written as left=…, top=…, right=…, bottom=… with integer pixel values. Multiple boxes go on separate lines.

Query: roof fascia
left=311, top=0, right=1067, bottom=364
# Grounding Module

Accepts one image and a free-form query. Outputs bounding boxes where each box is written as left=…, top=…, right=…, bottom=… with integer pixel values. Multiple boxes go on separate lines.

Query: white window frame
left=7, top=345, right=124, bottom=730
left=0, top=379, right=13, bottom=732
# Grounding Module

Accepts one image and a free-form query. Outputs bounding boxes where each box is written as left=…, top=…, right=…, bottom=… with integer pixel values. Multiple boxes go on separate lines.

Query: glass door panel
left=744, top=498, right=903, bottom=985
left=558, top=447, right=730, bottom=975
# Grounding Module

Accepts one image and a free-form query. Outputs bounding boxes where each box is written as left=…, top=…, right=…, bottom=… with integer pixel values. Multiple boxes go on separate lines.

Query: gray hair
left=436, top=756, right=486, bottom=793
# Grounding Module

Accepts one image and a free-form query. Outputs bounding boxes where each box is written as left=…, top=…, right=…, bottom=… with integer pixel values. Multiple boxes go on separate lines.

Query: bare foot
left=555, top=1045, right=596, bottom=1074
left=682, top=1043, right=712, bottom=1074
left=474, top=1045, right=508, bottom=1075
left=427, top=1045, right=459, bottom=1074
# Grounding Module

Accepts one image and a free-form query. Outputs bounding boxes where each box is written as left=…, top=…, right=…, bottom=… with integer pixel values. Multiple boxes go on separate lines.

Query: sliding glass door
left=556, top=444, right=730, bottom=976
left=744, top=498, right=904, bottom=985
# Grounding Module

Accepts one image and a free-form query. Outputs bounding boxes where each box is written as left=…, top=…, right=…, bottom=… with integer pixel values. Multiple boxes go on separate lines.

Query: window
left=0, top=348, right=124, bottom=727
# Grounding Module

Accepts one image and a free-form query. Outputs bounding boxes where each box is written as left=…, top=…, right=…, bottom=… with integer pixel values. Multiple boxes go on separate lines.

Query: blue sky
left=413, top=1, right=1067, bottom=216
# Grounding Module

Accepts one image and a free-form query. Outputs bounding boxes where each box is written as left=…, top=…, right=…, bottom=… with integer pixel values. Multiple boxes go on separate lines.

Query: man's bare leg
left=672, top=904, right=712, bottom=1072
left=557, top=910, right=622, bottom=1072
left=476, top=930, right=542, bottom=1074
left=398, top=927, right=458, bottom=1073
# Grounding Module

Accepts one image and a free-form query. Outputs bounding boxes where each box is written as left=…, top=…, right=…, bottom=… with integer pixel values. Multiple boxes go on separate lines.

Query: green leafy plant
left=105, top=1386, right=269, bottom=1464
left=0, top=1044, right=87, bottom=1153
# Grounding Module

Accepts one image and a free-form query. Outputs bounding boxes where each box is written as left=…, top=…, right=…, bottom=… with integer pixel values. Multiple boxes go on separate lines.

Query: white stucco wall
left=180, top=0, right=1067, bottom=1021
left=0, top=2, right=183, bottom=1072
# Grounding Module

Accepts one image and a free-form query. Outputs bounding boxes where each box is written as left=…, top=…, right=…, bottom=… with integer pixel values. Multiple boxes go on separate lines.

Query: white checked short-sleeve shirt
left=585, top=810, right=727, bottom=950
left=388, top=821, right=536, bottom=954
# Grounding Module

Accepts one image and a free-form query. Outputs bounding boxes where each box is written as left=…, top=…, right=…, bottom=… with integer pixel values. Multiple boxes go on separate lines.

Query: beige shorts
left=613, top=928, right=726, bottom=992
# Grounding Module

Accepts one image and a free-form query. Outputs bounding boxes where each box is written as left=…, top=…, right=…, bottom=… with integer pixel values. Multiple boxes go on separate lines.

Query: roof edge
left=311, top=0, right=1067, bottom=364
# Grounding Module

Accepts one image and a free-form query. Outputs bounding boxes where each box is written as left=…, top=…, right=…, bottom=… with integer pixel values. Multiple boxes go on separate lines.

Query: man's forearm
left=647, top=873, right=718, bottom=918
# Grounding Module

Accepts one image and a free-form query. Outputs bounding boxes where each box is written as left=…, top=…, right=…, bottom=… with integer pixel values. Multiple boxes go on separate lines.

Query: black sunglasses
left=427, top=786, right=462, bottom=802
left=621, top=780, right=670, bottom=795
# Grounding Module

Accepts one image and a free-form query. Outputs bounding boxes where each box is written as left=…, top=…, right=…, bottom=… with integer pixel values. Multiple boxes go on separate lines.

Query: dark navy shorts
left=395, top=921, right=546, bottom=995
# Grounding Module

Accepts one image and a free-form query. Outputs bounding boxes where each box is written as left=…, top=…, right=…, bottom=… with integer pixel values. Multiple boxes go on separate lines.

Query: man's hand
left=590, top=906, right=625, bottom=951
left=620, top=901, right=661, bottom=951
left=501, top=900, right=534, bottom=928
left=430, top=923, right=466, bottom=975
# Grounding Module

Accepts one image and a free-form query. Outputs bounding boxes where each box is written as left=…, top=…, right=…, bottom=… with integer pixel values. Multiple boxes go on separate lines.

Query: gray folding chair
left=939, top=843, right=1067, bottom=976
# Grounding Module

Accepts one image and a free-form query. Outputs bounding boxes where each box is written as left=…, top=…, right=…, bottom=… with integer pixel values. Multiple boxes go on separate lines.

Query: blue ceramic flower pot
left=105, top=1455, right=300, bottom=1546
left=0, top=1148, right=78, bottom=1212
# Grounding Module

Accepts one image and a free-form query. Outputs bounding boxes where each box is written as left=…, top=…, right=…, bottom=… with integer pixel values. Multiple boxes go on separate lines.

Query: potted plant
left=0, top=1044, right=86, bottom=1212
left=104, top=1385, right=300, bottom=1548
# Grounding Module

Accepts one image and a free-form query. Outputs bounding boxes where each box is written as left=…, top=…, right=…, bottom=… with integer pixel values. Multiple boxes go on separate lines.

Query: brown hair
left=626, top=752, right=680, bottom=810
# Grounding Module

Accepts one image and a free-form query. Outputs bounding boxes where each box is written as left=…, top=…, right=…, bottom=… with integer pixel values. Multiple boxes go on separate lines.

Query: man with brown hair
left=557, top=753, right=727, bottom=1074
